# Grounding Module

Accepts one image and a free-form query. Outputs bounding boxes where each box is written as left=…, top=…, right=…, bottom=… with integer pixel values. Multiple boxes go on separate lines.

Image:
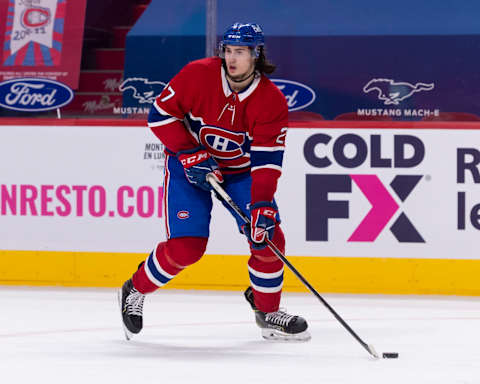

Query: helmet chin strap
left=226, top=68, right=256, bottom=83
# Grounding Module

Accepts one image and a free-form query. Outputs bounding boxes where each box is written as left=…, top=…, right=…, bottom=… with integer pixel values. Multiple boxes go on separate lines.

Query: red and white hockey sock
left=132, top=237, right=207, bottom=294
left=247, top=225, right=285, bottom=313
left=132, top=242, right=179, bottom=294
left=248, top=257, right=284, bottom=313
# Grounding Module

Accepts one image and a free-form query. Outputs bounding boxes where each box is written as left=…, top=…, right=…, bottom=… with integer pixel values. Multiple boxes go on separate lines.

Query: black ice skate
left=118, top=279, right=145, bottom=340
left=244, top=286, right=311, bottom=342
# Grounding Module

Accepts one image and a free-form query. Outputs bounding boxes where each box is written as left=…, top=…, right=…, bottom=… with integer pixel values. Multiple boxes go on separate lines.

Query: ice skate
left=118, top=279, right=145, bottom=340
left=244, top=287, right=311, bottom=342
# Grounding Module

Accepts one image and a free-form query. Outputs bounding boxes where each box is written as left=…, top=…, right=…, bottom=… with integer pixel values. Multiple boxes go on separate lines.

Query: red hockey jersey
left=148, top=57, right=288, bottom=203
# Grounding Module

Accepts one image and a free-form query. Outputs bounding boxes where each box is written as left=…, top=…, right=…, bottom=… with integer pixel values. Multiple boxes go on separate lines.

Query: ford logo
left=271, top=79, right=316, bottom=111
left=0, top=78, right=73, bottom=112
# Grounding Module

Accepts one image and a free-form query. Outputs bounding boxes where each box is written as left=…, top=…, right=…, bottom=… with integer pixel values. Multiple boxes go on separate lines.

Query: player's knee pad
left=250, top=225, right=285, bottom=264
left=164, top=236, right=207, bottom=269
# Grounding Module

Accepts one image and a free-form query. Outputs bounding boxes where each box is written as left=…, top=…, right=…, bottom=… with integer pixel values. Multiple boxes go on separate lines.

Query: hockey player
left=119, top=23, right=310, bottom=342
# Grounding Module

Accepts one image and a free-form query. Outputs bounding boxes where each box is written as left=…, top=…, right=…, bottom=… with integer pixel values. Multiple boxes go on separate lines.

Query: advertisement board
left=123, top=1, right=480, bottom=120
left=0, top=121, right=479, bottom=293
left=280, top=127, right=480, bottom=259
left=0, top=123, right=167, bottom=253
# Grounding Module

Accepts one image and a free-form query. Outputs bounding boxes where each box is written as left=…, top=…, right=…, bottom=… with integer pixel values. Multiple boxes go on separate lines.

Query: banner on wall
left=0, top=0, right=86, bottom=89
left=0, top=124, right=479, bottom=259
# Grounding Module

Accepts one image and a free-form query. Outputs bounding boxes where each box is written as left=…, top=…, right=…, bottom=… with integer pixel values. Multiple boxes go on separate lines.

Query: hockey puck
left=382, top=352, right=399, bottom=359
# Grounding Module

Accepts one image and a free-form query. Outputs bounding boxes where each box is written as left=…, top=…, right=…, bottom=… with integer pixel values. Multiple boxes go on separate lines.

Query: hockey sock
left=132, top=237, right=208, bottom=294
left=248, top=225, right=285, bottom=313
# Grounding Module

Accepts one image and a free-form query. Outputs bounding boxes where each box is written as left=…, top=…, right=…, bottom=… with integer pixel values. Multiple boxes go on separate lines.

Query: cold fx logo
left=363, top=78, right=434, bottom=105
left=304, top=133, right=425, bottom=243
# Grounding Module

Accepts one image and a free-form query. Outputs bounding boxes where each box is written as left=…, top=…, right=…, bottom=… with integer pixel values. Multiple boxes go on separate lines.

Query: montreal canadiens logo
left=199, top=126, right=245, bottom=159
left=177, top=211, right=190, bottom=219
left=271, top=79, right=316, bottom=111
left=21, top=7, right=51, bottom=28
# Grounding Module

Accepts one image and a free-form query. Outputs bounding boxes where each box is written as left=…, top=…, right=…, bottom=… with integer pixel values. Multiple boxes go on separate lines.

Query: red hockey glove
left=247, top=201, right=277, bottom=248
left=177, top=147, right=223, bottom=192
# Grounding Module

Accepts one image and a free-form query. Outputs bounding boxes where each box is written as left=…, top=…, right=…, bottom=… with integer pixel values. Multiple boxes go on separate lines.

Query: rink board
left=0, top=119, right=479, bottom=295
left=0, top=250, right=479, bottom=295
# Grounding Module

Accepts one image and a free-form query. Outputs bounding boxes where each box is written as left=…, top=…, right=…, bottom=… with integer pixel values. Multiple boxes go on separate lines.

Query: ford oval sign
left=271, top=79, right=316, bottom=111
left=0, top=78, right=73, bottom=112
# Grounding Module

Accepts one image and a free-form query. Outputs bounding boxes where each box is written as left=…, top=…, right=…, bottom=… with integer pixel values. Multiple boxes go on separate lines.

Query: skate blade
left=261, top=328, right=311, bottom=342
left=117, top=290, right=134, bottom=341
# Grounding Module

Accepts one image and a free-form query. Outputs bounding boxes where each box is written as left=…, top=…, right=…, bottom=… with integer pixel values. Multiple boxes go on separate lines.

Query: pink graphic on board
left=348, top=174, right=399, bottom=242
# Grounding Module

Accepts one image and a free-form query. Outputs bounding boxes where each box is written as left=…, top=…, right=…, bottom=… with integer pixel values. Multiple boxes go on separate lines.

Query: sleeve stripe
left=226, top=160, right=251, bottom=168
left=251, top=146, right=285, bottom=152
left=250, top=151, right=283, bottom=168
left=148, top=117, right=180, bottom=127
left=251, top=164, right=282, bottom=172
left=153, top=101, right=173, bottom=116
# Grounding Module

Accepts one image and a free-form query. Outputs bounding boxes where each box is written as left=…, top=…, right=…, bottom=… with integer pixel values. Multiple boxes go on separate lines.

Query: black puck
left=382, top=352, right=399, bottom=359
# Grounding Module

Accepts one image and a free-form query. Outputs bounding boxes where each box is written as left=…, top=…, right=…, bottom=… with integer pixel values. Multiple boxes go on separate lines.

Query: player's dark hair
left=218, top=46, right=276, bottom=75
left=255, top=47, right=276, bottom=74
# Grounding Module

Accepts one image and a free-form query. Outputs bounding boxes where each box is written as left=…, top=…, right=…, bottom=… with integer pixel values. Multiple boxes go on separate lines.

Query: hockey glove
left=243, top=201, right=277, bottom=249
left=177, top=147, right=223, bottom=192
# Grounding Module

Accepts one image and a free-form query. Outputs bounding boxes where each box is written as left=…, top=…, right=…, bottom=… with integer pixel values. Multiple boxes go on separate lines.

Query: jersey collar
left=221, top=66, right=261, bottom=102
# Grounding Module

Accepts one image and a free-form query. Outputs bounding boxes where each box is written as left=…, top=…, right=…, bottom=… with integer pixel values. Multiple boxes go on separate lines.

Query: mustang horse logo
left=363, top=79, right=434, bottom=105
left=119, top=78, right=167, bottom=104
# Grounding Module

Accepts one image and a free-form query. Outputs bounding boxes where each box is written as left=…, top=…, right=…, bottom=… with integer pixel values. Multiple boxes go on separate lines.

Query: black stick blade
left=382, top=352, right=399, bottom=359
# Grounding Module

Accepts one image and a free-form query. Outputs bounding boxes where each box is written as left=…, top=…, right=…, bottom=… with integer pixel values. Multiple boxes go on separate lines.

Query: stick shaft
left=207, top=174, right=378, bottom=358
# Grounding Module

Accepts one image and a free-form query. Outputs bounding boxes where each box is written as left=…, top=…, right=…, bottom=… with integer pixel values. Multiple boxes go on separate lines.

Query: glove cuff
left=177, top=146, right=204, bottom=156
left=250, top=201, right=276, bottom=210
left=177, top=147, right=211, bottom=168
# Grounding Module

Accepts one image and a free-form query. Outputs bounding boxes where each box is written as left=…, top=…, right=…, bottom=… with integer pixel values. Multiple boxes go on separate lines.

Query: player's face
left=224, top=45, right=255, bottom=80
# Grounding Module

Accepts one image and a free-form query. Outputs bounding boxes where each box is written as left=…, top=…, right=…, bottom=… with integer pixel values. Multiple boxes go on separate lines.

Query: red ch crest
left=199, top=126, right=245, bottom=159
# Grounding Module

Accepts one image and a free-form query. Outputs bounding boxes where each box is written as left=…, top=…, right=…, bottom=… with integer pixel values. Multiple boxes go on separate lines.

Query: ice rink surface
left=0, top=287, right=479, bottom=384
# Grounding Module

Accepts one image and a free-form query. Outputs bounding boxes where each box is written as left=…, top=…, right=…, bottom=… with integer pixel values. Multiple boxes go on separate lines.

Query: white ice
left=0, top=287, right=479, bottom=384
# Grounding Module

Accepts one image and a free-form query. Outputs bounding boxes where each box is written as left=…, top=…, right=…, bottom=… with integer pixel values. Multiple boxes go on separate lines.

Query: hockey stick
left=207, top=173, right=379, bottom=359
